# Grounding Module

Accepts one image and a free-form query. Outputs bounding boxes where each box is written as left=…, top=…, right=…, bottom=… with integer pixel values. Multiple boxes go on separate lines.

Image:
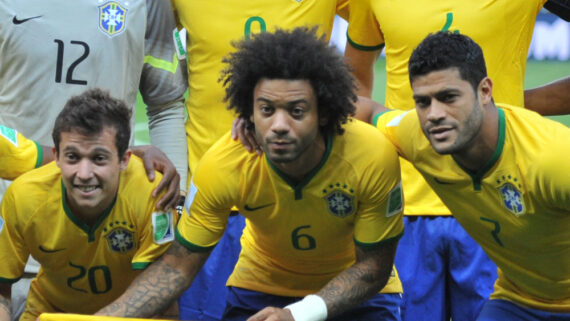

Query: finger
left=244, top=129, right=261, bottom=155
left=144, top=156, right=156, bottom=182
left=231, top=118, right=240, bottom=140
left=154, top=170, right=180, bottom=210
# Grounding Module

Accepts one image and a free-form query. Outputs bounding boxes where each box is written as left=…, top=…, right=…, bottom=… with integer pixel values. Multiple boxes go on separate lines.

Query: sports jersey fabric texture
left=347, top=0, right=546, bottom=216
left=178, top=120, right=404, bottom=297
left=0, top=157, right=175, bottom=318
left=375, top=105, right=570, bottom=312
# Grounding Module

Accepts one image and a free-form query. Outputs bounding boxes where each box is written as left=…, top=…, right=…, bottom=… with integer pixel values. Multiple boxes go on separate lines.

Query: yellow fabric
left=347, top=0, right=546, bottom=216
left=39, top=313, right=172, bottom=321
left=172, top=0, right=348, bottom=176
left=0, top=125, right=41, bottom=180
left=0, top=157, right=175, bottom=318
left=178, top=120, right=404, bottom=297
left=376, top=105, right=570, bottom=312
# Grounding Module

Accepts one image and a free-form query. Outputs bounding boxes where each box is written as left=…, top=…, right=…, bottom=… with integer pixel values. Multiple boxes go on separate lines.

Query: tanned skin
left=0, top=284, right=10, bottom=321
left=97, top=241, right=209, bottom=317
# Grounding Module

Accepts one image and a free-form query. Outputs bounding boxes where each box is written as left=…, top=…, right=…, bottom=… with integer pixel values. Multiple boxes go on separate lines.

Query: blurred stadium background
left=134, top=10, right=569, bottom=145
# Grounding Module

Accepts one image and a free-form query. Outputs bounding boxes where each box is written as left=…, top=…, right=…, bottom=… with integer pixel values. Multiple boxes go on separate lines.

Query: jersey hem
left=34, top=141, right=43, bottom=168
left=355, top=230, right=404, bottom=249
left=346, top=33, right=385, bottom=52
left=175, top=229, right=215, bottom=252
left=132, top=262, right=151, bottom=270
left=0, top=276, right=21, bottom=284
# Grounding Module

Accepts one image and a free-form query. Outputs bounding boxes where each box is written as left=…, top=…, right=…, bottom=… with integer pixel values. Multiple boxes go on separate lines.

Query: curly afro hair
left=220, top=26, right=356, bottom=137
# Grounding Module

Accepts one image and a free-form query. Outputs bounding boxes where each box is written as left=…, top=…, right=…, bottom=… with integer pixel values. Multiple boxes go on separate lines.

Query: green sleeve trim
left=372, top=110, right=393, bottom=127
left=34, top=141, right=43, bottom=168
left=175, top=229, right=216, bottom=253
left=0, top=276, right=21, bottom=284
left=143, top=53, right=179, bottom=74
left=132, top=262, right=151, bottom=270
left=354, top=231, right=404, bottom=249
left=346, top=33, right=385, bottom=52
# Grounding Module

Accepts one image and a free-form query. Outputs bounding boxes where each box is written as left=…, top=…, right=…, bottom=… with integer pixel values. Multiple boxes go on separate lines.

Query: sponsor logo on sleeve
left=0, top=125, right=18, bottom=147
left=152, top=211, right=174, bottom=244
left=386, top=182, right=403, bottom=217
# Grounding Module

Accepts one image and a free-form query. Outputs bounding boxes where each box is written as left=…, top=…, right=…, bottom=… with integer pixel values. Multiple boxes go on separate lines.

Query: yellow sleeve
left=176, top=140, right=237, bottom=251
left=353, top=132, right=403, bottom=245
left=130, top=169, right=178, bottom=269
left=0, top=184, right=29, bottom=282
left=534, top=138, right=570, bottom=212
left=0, top=126, right=42, bottom=180
left=336, top=0, right=350, bottom=20
left=346, top=0, right=384, bottom=50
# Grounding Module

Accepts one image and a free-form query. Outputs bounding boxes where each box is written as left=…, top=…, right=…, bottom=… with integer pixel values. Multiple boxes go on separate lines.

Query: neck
left=274, top=134, right=327, bottom=183
left=453, top=103, right=499, bottom=172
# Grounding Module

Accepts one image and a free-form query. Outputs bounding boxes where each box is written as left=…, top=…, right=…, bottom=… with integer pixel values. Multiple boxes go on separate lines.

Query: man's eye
left=260, top=106, right=273, bottom=114
left=291, top=108, right=304, bottom=117
left=415, top=98, right=430, bottom=108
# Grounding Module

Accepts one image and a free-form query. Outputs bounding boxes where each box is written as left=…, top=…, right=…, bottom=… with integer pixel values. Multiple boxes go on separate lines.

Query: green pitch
left=134, top=59, right=570, bottom=144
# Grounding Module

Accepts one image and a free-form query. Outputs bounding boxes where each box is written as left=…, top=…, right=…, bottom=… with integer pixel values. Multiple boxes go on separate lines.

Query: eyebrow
left=255, top=97, right=309, bottom=105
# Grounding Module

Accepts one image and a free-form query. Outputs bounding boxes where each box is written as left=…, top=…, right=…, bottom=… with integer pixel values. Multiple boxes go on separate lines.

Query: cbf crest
left=104, top=221, right=135, bottom=253
left=322, top=183, right=355, bottom=218
left=496, top=175, right=525, bottom=216
left=99, top=2, right=128, bottom=37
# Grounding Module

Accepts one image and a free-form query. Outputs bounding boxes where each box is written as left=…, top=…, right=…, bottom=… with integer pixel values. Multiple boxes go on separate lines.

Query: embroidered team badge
left=496, top=175, right=525, bottom=216
left=322, top=183, right=355, bottom=218
left=105, top=227, right=135, bottom=253
left=98, top=1, right=127, bottom=37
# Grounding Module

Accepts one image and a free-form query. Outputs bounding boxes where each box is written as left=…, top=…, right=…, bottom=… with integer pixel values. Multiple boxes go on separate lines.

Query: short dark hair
left=220, top=27, right=356, bottom=137
left=52, top=88, right=132, bottom=157
left=409, top=31, right=487, bottom=92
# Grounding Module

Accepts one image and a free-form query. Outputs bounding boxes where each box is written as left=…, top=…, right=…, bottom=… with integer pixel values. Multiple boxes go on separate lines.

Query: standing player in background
left=371, top=31, right=570, bottom=320
left=0, top=89, right=177, bottom=321
left=168, top=2, right=390, bottom=320
left=0, top=1, right=187, bottom=319
left=98, top=27, right=404, bottom=321
left=345, top=1, right=566, bottom=320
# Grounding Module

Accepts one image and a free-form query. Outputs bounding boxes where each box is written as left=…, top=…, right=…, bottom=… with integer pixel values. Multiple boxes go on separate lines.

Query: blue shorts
left=394, top=216, right=497, bottom=321
left=223, top=286, right=402, bottom=321
left=178, top=213, right=246, bottom=321
left=477, top=299, right=570, bottom=321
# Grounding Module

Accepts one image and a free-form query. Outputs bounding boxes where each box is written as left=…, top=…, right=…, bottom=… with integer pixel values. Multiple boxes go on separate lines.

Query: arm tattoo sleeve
left=316, top=241, right=398, bottom=317
left=97, top=241, right=209, bottom=318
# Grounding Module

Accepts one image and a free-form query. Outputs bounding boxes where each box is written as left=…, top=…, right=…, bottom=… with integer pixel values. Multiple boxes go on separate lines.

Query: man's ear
left=53, top=147, right=59, bottom=166
left=120, top=150, right=132, bottom=171
left=478, top=77, right=493, bottom=105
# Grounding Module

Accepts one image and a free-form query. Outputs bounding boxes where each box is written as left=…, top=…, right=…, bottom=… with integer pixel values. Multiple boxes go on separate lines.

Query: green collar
left=267, top=135, right=333, bottom=200
left=62, top=180, right=117, bottom=242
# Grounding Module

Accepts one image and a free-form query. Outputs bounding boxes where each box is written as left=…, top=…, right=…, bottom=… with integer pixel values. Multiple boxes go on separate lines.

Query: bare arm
left=130, top=145, right=181, bottom=211
left=0, top=284, right=11, bottom=321
left=524, top=76, right=570, bottom=116
left=249, top=240, right=399, bottom=321
left=353, top=96, right=389, bottom=124
left=96, top=241, right=209, bottom=318
left=344, top=42, right=382, bottom=98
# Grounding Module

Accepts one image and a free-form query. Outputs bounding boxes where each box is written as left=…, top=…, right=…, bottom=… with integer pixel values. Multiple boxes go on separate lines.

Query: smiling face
left=251, top=78, right=327, bottom=177
left=412, top=67, right=490, bottom=155
left=55, top=127, right=130, bottom=224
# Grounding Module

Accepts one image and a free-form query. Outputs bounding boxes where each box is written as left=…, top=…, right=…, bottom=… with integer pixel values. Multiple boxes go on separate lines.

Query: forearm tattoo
left=317, top=242, right=396, bottom=317
left=99, top=242, right=207, bottom=317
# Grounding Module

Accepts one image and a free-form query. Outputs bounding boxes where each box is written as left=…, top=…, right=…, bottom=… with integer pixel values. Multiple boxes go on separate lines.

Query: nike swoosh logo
left=244, top=203, right=274, bottom=211
left=38, top=245, right=65, bottom=253
left=434, top=177, right=454, bottom=185
left=12, top=15, right=42, bottom=25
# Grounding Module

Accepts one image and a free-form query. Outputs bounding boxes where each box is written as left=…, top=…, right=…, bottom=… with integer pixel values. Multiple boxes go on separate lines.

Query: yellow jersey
left=177, top=120, right=404, bottom=297
left=376, top=105, right=570, bottom=312
left=347, top=0, right=546, bottom=216
left=0, top=125, right=42, bottom=180
left=171, top=0, right=348, bottom=176
left=0, top=157, right=176, bottom=319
